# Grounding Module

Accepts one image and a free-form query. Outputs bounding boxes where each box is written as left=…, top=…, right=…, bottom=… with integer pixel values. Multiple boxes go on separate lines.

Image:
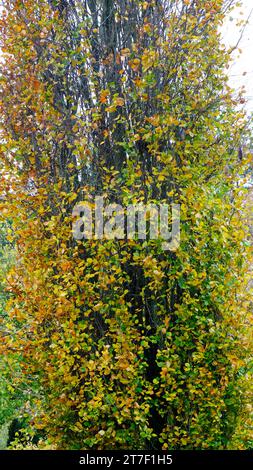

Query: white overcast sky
left=223, top=0, right=253, bottom=113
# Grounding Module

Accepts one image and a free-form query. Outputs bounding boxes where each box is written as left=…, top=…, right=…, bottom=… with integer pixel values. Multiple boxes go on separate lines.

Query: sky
left=223, top=0, right=253, bottom=113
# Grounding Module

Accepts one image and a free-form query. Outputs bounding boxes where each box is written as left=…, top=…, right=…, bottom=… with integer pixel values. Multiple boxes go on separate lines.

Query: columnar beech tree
left=0, top=0, right=252, bottom=450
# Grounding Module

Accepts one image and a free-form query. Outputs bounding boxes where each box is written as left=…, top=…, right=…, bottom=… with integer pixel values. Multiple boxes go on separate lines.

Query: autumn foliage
left=0, top=0, right=252, bottom=450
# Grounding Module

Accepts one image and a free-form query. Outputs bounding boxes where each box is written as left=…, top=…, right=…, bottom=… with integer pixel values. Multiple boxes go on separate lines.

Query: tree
left=0, top=0, right=252, bottom=449
left=0, top=220, right=25, bottom=440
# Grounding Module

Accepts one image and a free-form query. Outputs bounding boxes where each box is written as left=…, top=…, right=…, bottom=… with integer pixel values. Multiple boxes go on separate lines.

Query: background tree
left=0, top=220, right=26, bottom=448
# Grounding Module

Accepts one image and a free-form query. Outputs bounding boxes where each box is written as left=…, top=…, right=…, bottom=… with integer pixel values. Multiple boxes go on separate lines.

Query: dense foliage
left=0, top=0, right=252, bottom=450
